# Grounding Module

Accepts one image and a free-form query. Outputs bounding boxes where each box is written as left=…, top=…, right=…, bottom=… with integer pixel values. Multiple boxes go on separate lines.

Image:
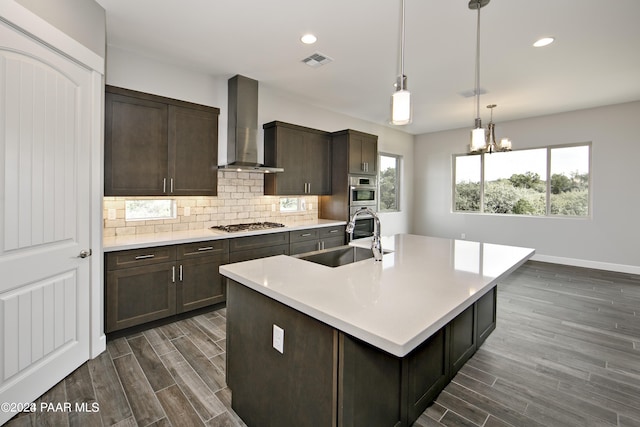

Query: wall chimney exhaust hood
left=218, top=75, right=284, bottom=173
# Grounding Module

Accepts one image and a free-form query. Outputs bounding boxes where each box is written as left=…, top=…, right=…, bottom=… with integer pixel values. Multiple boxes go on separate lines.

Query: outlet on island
left=272, top=324, right=284, bottom=354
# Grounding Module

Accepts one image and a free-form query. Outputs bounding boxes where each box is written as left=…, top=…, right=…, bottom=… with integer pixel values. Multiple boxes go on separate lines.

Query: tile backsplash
left=103, top=171, right=319, bottom=237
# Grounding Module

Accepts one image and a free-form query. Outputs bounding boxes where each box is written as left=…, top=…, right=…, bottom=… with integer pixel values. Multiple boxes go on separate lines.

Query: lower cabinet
left=106, top=240, right=228, bottom=333
left=226, top=280, right=497, bottom=427
left=229, top=232, right=290, bottom=263
left=176, top=240, right=229, bottom=313
left=289, top=225, right=346, bottom=255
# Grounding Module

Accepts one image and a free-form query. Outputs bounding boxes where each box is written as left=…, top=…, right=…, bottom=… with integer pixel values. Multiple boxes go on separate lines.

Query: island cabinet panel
left=476, top=287, right=497, bottom=347
left=226, top=280, right=338, bottom=427
left=229, top=232, right=290, bottom=262
left=338, top=334, right=402, bottom=427
left=449, top=304, right=477, bottom=375
left=263, top=121, right=332, bottom=196
left=402, top=328, right=449, bottom=423
left=105, top=85, right=220, bottom=196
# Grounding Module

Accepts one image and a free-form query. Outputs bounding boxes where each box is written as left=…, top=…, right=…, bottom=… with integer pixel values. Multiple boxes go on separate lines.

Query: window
left=379, top=153, right=401, bottom=212
left=453, top=143, right=590, bottom=217
left=125, top=199, right=176, bottom=221
left=279, top=197, right=304, bottom=212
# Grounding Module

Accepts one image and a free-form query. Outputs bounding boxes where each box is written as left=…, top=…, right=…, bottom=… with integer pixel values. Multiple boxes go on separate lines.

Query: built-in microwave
left=349, top=175, right=377, bottom=206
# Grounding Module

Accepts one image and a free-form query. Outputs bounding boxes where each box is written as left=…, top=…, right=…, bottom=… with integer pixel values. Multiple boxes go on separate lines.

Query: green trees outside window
left=454, top=144, right=590, bottom=217
left=379, top=153, right=401, bottom=212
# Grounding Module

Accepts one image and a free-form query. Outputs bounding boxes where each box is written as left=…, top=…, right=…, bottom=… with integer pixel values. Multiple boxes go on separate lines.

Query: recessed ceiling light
left=533, top=37, right=555, bottom=47
left=301, top=34, right=317, bottom=44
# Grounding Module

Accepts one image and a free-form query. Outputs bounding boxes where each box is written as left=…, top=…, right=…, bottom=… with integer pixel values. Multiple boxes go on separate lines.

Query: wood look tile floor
left=5, top=261, right=640, bottom=427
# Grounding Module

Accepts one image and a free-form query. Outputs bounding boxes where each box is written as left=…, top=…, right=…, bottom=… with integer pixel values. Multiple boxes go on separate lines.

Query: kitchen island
left=220, top=234, right=534, bottom=426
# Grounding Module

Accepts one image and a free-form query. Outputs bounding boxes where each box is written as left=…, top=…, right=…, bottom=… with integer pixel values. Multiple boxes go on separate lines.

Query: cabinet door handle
left=179, top=264, right=183, bottom=281
left=135, top=254, right=155, bottom=260
left=321, top=241, right=325, bottom=249
left=197, top=246, right=214, bottom=251
left=170, top=178, right=174, bottom=193
left=301, top=233, right=312, bottom=237
left=329, top=229, right=339, bottom=233
left=163, top=178, right=167, bottom=193
left=308, top=182, right=311, bottom=193
left=172, top=265, right=175, bottom=283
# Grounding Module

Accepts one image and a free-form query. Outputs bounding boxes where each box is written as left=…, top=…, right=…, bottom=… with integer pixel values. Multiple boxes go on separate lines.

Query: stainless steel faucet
left=345, top=207, right=383, bottom=261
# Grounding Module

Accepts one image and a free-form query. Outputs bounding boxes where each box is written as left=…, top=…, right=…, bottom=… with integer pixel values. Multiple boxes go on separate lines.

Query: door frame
left=0, top=0, right=106, bottom=358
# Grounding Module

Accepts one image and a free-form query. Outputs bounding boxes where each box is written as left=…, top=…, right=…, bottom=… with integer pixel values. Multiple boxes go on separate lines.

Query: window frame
left=378, top=152, right=402, bottom=212
left=452, top=142, right=592, bottom=218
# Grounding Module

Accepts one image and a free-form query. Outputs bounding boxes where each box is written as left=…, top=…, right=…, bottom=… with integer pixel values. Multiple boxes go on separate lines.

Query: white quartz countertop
left=219, top=234, right=535, bottom=357
left=103, top=219, right=346, bottom=252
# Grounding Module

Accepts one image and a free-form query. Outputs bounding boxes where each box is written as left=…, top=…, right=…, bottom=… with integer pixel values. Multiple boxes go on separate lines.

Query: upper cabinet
left=332, top=129, right=378, bottom=176
left=263, top=121, right=331, bottom=196
left=105, top=85, right=219, bottom=196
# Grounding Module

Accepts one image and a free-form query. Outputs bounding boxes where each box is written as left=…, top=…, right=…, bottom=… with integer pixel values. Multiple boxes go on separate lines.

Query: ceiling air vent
left=302, top=52, right=333, bottom=68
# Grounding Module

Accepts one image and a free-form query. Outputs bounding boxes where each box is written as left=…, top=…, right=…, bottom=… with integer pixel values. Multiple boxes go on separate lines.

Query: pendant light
left=391, top=0, right=411, bottom=125
left=468, top=0, right=513, bottom=154
left=469, top=0, right=488, bottom=152
left=485, top=104, right=512, bottom=153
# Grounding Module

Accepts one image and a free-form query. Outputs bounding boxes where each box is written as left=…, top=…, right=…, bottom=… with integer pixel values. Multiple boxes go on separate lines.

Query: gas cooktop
left=210, top=222, right=286, bottom=233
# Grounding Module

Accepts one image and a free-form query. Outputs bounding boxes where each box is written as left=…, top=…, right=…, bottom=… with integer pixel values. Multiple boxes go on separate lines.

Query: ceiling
left=96, top=0, right=640, bottom=135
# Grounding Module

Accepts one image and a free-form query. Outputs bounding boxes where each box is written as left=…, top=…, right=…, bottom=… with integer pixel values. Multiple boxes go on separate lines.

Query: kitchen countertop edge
left=103, top=219, right=347, bottom=252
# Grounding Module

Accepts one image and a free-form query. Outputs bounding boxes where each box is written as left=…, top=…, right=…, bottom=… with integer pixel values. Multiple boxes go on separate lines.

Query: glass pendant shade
left=500, top=138, right=512, bottom=151
left=391, top=89, right=411, bottom=125
left=470, top=127, right=486, bottom=152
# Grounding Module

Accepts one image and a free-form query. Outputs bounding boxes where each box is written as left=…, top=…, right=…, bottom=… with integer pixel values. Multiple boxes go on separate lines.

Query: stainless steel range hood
left=218, top=75, right=284, bottom=173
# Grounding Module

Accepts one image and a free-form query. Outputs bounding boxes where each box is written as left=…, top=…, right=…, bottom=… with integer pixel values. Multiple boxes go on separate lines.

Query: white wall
left=104, top=46, right=414, bottom=235
left=413, top=101, right=640, bottom=273
left=15, top=0, right=105, bottom=57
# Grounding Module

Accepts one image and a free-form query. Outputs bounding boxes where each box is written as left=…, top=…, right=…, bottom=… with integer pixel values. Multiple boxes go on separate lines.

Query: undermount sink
left=293, top=245, right=389, bottom=268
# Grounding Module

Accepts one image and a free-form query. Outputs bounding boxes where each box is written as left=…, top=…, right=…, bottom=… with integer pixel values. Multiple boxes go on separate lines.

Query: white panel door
left=0, top=20, right=92, bottom=424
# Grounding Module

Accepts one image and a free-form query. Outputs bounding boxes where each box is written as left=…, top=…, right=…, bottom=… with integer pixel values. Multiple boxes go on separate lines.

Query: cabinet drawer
left=321, top=236, right=345, bottom=249
left=106, top=246, right=176, bottom=270
left=290, top=240, right=321, bottom=255
left=229, top=244, right=290, bottom=263
left=290, top=228, right=320, bottom=243
left=229, top=232, right=289, bottom=252
left=177, top=239, right=228, bottom=259
left=319, top=226, right=344, bottom=239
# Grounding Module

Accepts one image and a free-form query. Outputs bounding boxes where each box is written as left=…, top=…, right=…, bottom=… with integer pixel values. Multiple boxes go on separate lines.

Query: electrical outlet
left=308, top=203, right=312, bottom=210
left=271, top=204, right=276, bottom=212
left=273, top=324, right=284, bottom=354
left=107, top=208, right=116, bottom=220
left=461, top=233, right=466, bottom=240
left=184, top=206, right=191, bottom=217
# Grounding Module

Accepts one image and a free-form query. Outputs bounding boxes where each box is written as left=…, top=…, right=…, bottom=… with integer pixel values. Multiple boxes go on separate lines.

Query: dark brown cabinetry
left=105, top=85, right=219, bottom=196
left=229, top=232, right=290, bottom=263
left=332, top=129, right=378, bottom=176
left=226, top=281, right=497, bottom=427
left=289, top=225, right=345, bottom=255
left=106, top=240, right=228, bottom=333
left=319, top=129, right=379, bottom=221
left=263, top=121, right=331, bottom=195
left=176, top=240, right=229, bottom=313
left=105, top=246, right=177, bottom=332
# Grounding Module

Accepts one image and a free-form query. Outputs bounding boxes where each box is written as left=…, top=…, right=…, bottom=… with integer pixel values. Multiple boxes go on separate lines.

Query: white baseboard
left=531, top=254, right=640, bottom=275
